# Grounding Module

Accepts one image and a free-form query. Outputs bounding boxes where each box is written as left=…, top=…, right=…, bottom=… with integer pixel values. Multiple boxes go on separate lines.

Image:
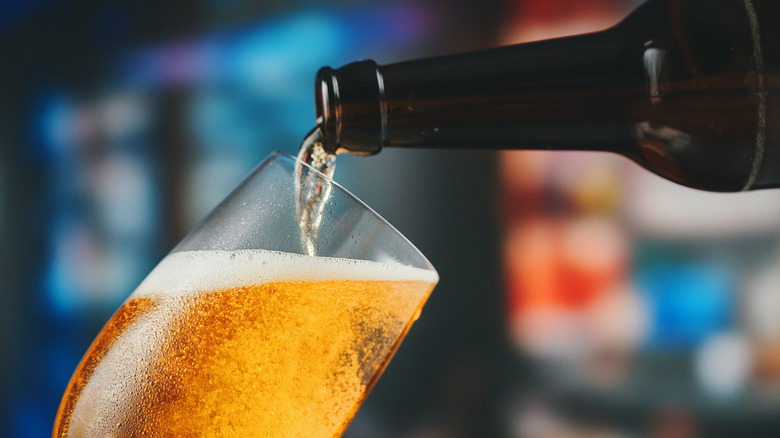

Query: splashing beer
left=54, top=249, right=436, bottom=437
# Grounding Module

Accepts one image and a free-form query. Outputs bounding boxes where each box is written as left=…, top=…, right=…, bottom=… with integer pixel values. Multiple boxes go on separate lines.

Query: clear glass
left=52, top=153, right=438, bottom=437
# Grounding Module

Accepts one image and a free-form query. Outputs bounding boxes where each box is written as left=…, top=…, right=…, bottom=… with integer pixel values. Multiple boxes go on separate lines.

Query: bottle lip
left=314, top=61, right=384, bottom=156
left=315, top=66, right=340, bottom=154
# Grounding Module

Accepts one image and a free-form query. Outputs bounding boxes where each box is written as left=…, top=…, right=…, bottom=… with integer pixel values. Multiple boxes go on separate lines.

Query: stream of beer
left=296, top=128, right=337, bottom=256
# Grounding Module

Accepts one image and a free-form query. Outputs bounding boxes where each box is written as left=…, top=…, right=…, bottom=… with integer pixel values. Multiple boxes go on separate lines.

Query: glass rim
left=270, top=151, right=438, bottom=275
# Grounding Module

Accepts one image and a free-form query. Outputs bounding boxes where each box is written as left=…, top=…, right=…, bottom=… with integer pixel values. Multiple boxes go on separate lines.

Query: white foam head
left=133, top=249, right=439, bottom=298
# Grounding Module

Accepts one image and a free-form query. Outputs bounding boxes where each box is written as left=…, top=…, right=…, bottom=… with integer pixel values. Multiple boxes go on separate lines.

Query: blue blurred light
left=42, top=341, right=80, bottom=402
left=188, top=90, right=267, bottom=153
left=44, top=217, right=88, bottom=317
left=120, top=3, right=437, bottom=91
left=11, top=399, right=51, bottom=438
left=229, top=11, right=345, bottom=96
left=29, top=89, right=76, bottom=164
left=638, top=263, right=734, bottom=350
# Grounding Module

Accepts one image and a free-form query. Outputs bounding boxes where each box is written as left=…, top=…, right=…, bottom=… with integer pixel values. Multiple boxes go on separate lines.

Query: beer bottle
left=314, top=0, right=780, bottom=192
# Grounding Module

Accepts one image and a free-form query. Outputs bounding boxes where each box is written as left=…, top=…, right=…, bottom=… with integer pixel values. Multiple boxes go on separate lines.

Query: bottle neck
left=316, top=28, right=632, bottom=155
left=315, top=0, right=780, bottom=192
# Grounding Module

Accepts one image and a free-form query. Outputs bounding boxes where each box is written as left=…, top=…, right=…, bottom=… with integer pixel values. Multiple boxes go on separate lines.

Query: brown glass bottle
left=314, top=0, right=780, bottom=192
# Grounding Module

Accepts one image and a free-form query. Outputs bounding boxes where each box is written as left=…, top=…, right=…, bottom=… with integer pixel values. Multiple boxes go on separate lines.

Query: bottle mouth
left=315, top=66, right=340, bottom=154
left=314, top=61, right=384, bottom=156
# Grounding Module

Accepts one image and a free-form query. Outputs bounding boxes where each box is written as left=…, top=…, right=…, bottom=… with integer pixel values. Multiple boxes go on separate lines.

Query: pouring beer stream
left=295, top=128, right=337, bottom=256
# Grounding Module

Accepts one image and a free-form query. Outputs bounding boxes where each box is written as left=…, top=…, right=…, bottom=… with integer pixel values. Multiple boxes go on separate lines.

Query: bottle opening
left=314, top=61, right=384, bottom=156
left=315, top=66, right=340, bottom=155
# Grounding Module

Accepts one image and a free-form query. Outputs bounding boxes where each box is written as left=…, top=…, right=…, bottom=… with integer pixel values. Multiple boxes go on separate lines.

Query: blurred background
left=3, top=0, right=780, bottom=436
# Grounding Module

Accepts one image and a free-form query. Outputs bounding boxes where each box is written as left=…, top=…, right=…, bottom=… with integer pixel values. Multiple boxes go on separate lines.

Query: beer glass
left=53, top=153, right=438, bottom=437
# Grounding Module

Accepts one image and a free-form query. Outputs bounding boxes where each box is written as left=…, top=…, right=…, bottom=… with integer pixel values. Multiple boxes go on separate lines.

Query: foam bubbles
left=134, top=249, right=439, bottom=298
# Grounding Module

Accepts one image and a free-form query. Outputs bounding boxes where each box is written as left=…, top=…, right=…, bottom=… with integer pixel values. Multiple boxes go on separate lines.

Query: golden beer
left=53, top=249, right=436, bottom=437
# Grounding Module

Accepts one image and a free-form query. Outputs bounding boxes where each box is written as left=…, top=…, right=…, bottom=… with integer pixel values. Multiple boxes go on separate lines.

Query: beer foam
left=134, top=249, right=438, bottom=298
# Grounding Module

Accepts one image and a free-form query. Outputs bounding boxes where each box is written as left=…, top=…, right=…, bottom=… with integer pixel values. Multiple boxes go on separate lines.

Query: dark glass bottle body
left=315, top=0, right=780, bottom=192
